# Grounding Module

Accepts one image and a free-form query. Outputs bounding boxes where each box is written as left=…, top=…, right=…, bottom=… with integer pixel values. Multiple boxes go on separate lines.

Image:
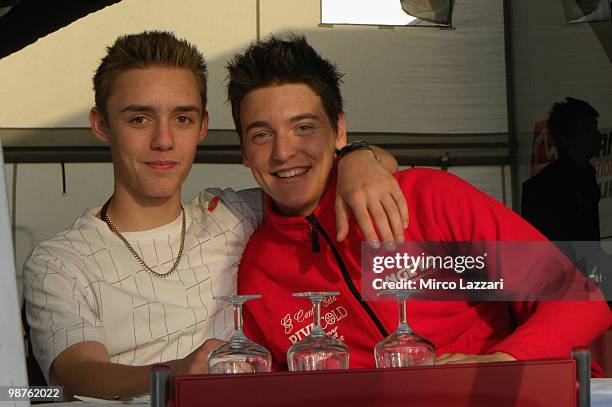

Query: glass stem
left=310, top=299, right=326, bottom=338
left=236, top=303, right=243, bottom=330
left=230, top=303, right=245, bottom=343
left=397, top=298, right=413, bottom=334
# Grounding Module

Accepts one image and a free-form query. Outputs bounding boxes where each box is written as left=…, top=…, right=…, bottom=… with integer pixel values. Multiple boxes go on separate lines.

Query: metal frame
left=1, top=128, right=511, bottom=167
left=503, top=0, right=520, bottom=211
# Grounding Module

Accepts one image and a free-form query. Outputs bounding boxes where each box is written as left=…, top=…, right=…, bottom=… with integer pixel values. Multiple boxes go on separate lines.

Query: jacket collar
left=264, top=169, right=337, bottom=243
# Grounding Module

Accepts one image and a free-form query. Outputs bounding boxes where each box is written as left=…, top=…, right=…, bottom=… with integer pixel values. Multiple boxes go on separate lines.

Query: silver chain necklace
left=100, top=198, right=186, bottom=279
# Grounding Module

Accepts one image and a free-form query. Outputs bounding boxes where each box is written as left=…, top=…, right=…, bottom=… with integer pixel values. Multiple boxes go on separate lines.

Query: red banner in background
left=596, top=129, right=612, bottom=238
left=596, top=130, right=612, bottom=196
left=529, top=120, right=558, bottom=176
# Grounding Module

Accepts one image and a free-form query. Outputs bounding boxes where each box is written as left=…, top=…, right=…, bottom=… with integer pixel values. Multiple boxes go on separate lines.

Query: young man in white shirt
left=23, top=31, right=407, bottom=399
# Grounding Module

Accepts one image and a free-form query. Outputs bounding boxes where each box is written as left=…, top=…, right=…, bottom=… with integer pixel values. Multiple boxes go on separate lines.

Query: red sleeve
left=489, top=301, right=610, bottom=361
left=399, top=169, right=612, bottom=361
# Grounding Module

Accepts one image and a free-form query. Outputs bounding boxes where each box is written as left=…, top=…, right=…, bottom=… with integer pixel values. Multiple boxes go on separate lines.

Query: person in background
left=522, top=98, right=611, bottom=305
left=229, top=35, right=611, bottom=371
left=522, top=97, right=603, bottom=241
left=23, top=31, right=408, bottom=400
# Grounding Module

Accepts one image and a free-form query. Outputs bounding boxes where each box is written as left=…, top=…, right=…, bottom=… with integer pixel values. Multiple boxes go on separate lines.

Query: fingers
left=352, top=205, right=380, bottom=249
left=334, top=184, right=380, bottom=248
left=381, top=176, right=408, bottom=240
left=444, top=355, right=495, bottom=365
left=201, top=338, right=226, bottom=353
left=380, top=194, right=405, bottom=246
left=335, top=196, right=350, bottom=242
left=339, top=194, right=405, bottom=250
left=435, top=353, right=468, bottom=365
left=181, top=338, right=227, bottom=375
left=368, top=201, right=396, bottom=250
left=334, top=169, right=408, bottom=248
left=435, top=352, right=515, bottom=365
left=361, top=178, right=407, bottom=248
left=392, top=184, right=409, bottom=230
left=435, top=353, right=452, bottom=365
left=198, top=339, right=226, bottom=363
left=359, top=191, right=406, bottom=249
left=446, top=358, right=480, bottom=365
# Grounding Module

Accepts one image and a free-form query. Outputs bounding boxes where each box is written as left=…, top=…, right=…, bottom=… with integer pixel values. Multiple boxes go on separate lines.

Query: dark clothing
left=522, top=155, right=600, bottom=241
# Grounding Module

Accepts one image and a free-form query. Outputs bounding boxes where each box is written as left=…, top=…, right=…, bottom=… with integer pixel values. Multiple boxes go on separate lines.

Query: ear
left=240, top=124, right=251, bottom=168
left=335, top=112, right=348, bottom=149
left=198, top=110, right=209, bottom=143
left=89, top=107, right=111, bottom=144
left=242, top=148, right=251, bottom=168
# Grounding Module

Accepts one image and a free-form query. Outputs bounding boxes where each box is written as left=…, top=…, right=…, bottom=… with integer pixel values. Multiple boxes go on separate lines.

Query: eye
left=176, top=115, right=194, bottom=125
left=296, top=124, right=315, bottom=135
left=250, top=131, right=271, bottom=143
left=129, top=115, right=148, bottom=125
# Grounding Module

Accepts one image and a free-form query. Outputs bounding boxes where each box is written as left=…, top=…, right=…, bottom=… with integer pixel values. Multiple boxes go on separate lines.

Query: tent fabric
left=0, top=0, right=121, bottom=59
left=400, top=0, right=454, bottom=25
left=562, top=0, right=602, bottom=20
left=0, top=0, right=20, bottom=19
left=0, top=0, right=508, bottom=135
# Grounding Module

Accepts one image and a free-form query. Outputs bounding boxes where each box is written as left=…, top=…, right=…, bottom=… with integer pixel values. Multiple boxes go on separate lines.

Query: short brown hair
left=93, top=31, right=208, bottom=114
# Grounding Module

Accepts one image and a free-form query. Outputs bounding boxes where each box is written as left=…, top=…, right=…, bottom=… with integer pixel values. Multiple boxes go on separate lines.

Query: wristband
left=336, top=141, right=378, bottom=161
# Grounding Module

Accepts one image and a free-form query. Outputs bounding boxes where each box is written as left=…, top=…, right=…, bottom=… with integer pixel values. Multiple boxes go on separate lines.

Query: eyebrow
left=289, top=113, right=320, bottom=123
left=244, top=120, right=270, bottom=133
left=174, top=105, right=201, bottom=114
left=119, top=105, right=201, bottom=114
left=120, top=105, right=154, bottom=114
left=244, top=113, right=321, bottom=133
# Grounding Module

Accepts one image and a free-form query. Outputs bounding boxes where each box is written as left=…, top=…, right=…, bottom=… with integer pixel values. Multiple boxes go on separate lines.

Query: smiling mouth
left=273, top=167, right=309, bottom=179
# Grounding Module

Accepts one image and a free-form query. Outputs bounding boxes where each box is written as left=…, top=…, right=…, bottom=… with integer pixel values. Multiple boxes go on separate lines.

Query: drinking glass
left=287, top=291, right=350, bottom=371
left=207, top=294, right=272, bottom=374
left=374, top=289, right=435, bottom=368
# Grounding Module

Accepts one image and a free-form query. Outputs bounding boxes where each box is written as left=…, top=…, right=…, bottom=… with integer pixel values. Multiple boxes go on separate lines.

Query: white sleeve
left=205, top=187, right=265, bottom=230
left=23, top=244, right=106, bottom=383
left=236, top=188, right=265, bottom=227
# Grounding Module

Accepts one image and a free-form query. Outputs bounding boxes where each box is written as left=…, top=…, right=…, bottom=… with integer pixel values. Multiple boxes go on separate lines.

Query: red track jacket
left=238, top=169, right=611, bottom=373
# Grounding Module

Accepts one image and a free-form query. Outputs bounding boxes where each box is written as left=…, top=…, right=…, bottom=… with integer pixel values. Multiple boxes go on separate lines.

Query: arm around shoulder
left=335, top=145, right=408, bottom=245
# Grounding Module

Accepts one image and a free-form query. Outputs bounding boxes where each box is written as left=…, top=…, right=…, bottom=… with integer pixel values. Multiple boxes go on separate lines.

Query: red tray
left=172, top=359, right=577, bottom=407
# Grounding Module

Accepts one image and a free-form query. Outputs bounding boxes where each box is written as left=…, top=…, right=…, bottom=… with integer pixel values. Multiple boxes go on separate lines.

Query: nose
left=151, top=120, right=174, bottom=151
left=271, top=132, right=296, bottom=162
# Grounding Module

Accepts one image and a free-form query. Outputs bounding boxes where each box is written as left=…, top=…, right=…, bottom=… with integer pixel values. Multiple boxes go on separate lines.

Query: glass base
left=208, top=341, right=271, bottom=374
left=287, top=336, right=350, bottom=372
left=374, top=332, right=435, bottom=368
left=208, top=356, right=270, bottom=374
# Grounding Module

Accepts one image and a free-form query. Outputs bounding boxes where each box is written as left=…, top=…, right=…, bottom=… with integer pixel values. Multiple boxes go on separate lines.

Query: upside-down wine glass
left=287, top=291, right=350, bottom=371
left=374, top=289, right=435, bottom=368
left=207, top=294, right=272, bottom=374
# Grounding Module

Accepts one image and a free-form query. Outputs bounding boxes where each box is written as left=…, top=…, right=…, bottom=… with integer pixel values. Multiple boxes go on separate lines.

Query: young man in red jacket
left=227, top=35, right=611, bottom=371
